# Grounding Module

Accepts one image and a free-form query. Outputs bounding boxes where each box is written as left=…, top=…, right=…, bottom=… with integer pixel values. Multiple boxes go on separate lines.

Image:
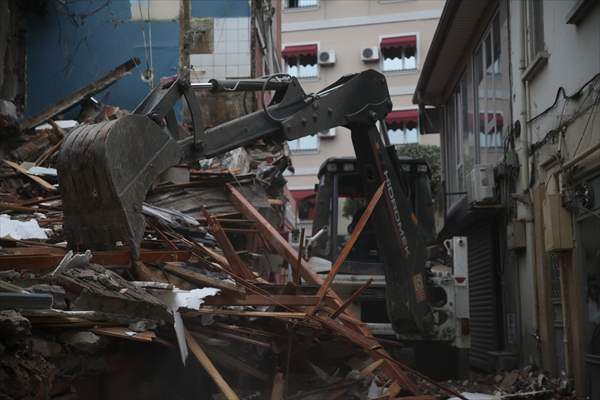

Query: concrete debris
left=442, top=366, right=575, bottom=399
left=50, top=250, right=92, bottom=277
left=31, top=336, right=63, bottom=357
left=0, top=309, right=30, bottom=338
left=59, top=331, right=104, bottom=354
left=0, top=99, right=18, bottom=134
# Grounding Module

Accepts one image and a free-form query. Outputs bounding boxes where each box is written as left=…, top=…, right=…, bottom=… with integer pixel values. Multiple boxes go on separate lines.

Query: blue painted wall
left=26, top=0, right=250, bottom=117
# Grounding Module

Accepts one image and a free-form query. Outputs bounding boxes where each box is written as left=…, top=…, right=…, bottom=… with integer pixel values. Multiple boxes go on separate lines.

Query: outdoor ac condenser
left=361, top=47, right=379, bottom=62
left=318, top=50, right=336, bottom=65
left=467, top=164, right=495, bottom=203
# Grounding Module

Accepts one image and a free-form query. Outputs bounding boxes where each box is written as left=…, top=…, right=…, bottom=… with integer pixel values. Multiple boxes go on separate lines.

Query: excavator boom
left=57, top=70, right=435, bottom=333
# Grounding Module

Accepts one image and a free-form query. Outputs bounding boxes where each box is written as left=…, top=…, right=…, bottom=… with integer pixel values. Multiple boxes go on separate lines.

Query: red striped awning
left=380, top=35, right=417, bottom=50
left=291, top=190, right=315, bottom=202
left=479, top=113, right=504, bottom=132
left=386, top=109, right=418, bottom=130
left=282, top=44, right=318, bottom=58
left=292, top=190, right=316, bottom=220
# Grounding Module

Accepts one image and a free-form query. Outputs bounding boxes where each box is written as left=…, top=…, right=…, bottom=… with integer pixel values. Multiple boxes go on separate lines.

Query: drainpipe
left=517, top=0, right=538, bottom=366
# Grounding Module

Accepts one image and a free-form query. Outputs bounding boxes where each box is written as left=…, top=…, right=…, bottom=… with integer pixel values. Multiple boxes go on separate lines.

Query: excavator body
left=56, top=71, right=469, bottom=376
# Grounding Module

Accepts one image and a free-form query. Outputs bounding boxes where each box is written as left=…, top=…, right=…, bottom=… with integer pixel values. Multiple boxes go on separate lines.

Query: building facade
left=281, top=0, right=444, bottom=234
left=25, top=0, right=279, bottom=116
left=414, top=0, right=600, bottom=397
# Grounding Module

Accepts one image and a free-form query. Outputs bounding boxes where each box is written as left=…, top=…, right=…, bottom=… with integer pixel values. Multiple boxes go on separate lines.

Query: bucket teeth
left=57, top=115, right=182, bottom=258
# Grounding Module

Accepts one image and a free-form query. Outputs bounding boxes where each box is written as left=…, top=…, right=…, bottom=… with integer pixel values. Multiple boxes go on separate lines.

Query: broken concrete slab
left=0, top=99, right=18, bottom=133
left=59, top=331, right=105, bottom=354
left=31, top=336, right=63, bottom=358
left=0, top=309, right=30, bottom=341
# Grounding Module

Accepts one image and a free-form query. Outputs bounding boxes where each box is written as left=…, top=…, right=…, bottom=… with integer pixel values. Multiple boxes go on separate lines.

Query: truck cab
left=305, top=151, right=470, bottom=377
left=308, top=155, right=436, bottom=332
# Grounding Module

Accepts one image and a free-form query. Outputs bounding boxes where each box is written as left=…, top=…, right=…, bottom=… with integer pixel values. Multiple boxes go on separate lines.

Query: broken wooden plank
left=185, top=329, right=240, bottom=400
left=35, top=121, right=64, bottom=166
left=3, top=160, right=57, bottom=192
left=314, top=314, right=417, bottom=393
left=227, top=183, right=322, bottom=285
left=19, top=195, right=62, bottom=207
left=359, top=358, right=385, bottom=379
left=20, top=58, right=140, bottom=131
left=387, top=381, right=402, bottom=397
left=294, top=228, right=305, bottom=285
left=159, top=262, right=244, bottom=294
left=204, top=210, right=255, bottom=280
left=193, top=309, right=306, bottom=319
left=204, top=294, right=319, bottom=306
left=331, top=278, right=373, bottom=319
left=227, top=183, right=417, bottom=393
left=270, top=372, right=285, bottom=400
left=0, top=202, right=55, bottom=213
left=315, top=314, right=382, bottom=351
left=132, top=260, right=170, bottom=283
left=204, top=345, right=270, bottom=382
left=312, top=183, right=383, bottom=310
left=211, top=322, right=277, bottom=338
left=0, top=249, right=192, bottom=271
left=199, top=327, right=272, bottom=349
left=91, top=327, right=156, bottom=343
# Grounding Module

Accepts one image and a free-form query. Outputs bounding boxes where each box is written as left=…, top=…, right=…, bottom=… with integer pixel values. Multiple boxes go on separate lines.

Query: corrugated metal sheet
left=467, top=222, right=501, bottom=370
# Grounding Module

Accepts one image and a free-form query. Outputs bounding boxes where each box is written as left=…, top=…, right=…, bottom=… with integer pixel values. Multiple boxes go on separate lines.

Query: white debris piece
left=448, top=393, right=498, bottom=400
left=0, top=214, right=48, bottom=240
left=50, top=250, right=92, bottom=277
left=35, top=120, right=78, bottom=131
left=27, top=166, right=58, bottom=177
left=367, top=379, right=384, bottom=398
left=154, top=288, right=220, bottom=365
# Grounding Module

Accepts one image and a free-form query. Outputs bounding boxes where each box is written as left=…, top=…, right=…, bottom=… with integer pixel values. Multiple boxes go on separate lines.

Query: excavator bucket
left=56, top=71, right=391, bottom=258
left=57, top=114, right=183, bottom=258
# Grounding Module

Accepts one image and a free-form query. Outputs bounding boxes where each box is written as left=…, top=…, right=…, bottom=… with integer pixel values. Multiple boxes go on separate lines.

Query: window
left=285, top=0, right=319, bottom=10
left=385, top=110, right=418, bottom=144
left=474, top=14, right=509, bottom=165
left=526, top=0, right=544, bottom=61
left=380, top=36, right=417, bottom=72
left=443, top=10, right=509, bottom=210
left=282, top=44, right=319, bottom=79
left=288, top=135, right=318, bottom=153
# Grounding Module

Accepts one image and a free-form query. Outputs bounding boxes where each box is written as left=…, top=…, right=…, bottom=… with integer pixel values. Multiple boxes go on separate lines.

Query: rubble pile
left=438, top=367, right=575, bottom=400
left=0, top=114, right=456, bottom=400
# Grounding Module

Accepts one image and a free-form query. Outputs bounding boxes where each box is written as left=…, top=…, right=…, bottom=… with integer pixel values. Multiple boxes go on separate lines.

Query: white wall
left=508, top=0, right=600, bottom=368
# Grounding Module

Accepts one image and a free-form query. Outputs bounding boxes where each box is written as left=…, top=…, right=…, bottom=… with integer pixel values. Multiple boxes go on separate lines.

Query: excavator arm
left=57, top=70, right=434, bottom=333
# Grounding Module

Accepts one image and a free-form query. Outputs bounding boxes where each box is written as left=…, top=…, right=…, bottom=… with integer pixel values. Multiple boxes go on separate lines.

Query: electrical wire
left=530, top=74, right=600, bottom=154
left=571, top=89, right=600, bottom=158
left=527, top=72, right=600, bottom=124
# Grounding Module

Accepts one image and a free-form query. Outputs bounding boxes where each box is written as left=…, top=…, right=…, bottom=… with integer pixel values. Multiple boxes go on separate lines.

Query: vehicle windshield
left=333, top=172, right=380, bottom=262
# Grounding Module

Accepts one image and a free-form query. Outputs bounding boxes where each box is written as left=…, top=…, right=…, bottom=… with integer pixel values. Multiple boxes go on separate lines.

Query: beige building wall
left=282, top=0, right=444, bottom=191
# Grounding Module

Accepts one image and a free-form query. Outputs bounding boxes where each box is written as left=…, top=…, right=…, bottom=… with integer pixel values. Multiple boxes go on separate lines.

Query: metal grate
left=467, top=223, right=502, bottom=370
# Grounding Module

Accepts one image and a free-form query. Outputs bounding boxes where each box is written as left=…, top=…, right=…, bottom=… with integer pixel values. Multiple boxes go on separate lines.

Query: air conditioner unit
left=361, top=47, right=379, bottom=62
left=467, top=164, right=495, bottom=203
left=318, top=50, right=336, bottom=65
left=317, top=128, right=336, bottom=138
